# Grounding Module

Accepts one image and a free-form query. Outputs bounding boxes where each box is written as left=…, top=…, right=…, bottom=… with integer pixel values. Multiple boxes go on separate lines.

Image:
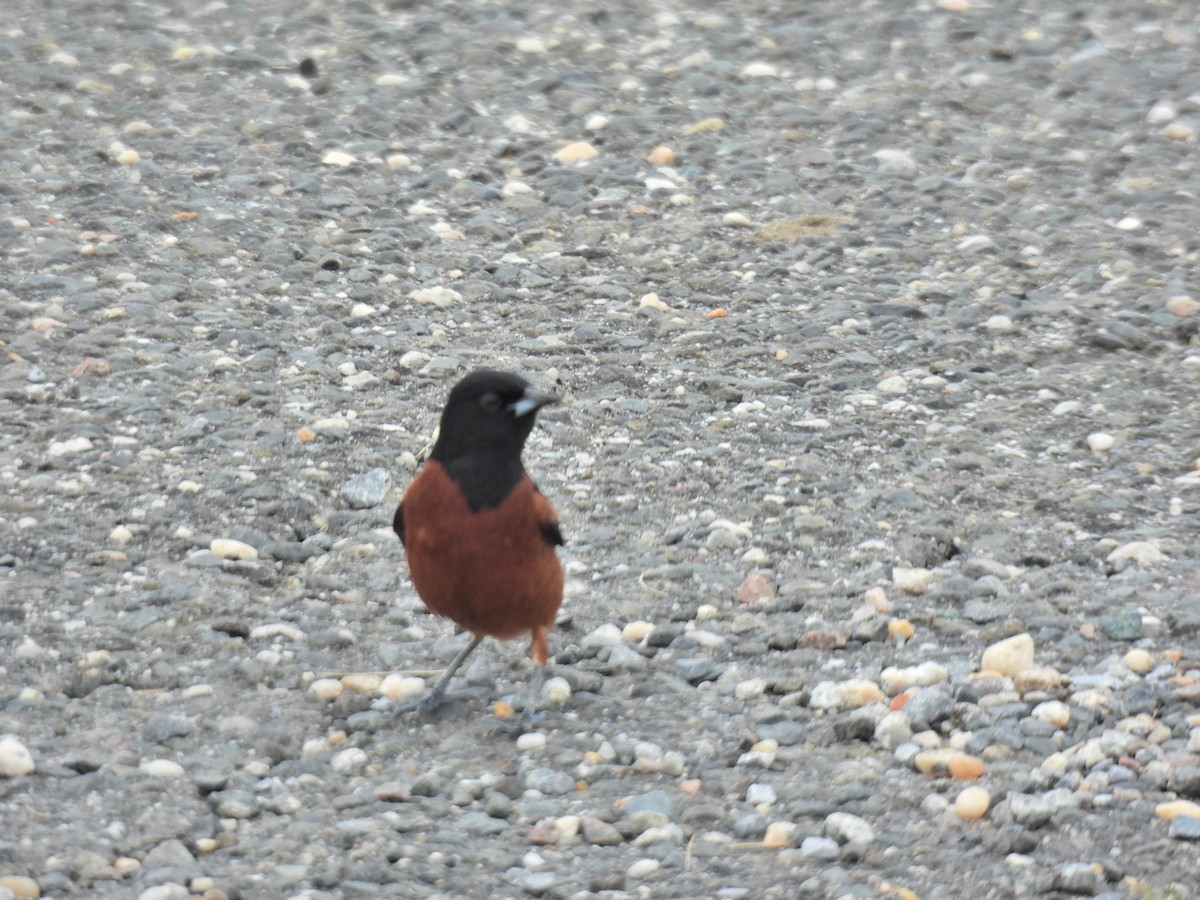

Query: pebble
left=1086, top=432, right=1115, bottom=452
left=1155, top=800, right=1200, bottom=821
left=541, top=676, right=572, bottom=706
left=209, top=538, right=258, bottom=561
left=809, top=679, right=886, bottom=710
left=880, top=661, right=948, bottom=695
left=1106, top=541, right=1167, bottom=568
left=516, top=732, right=547, bottom=752
left=341, top=673, right=381, bottom=694
left=736, top=570, right=775, bottom=604
left=799, top=835, right=840, bottom=859
left=1166, top=295, right=1199, bottom=317
left=723, top=212, right=753, bottom=228
left=1012, top=666, right=1061, bottom=693
left=740, top=62, right=779, bottom=78
left=47, top=436, right=93, bottom=457
left=331, top=747, right=368, bottom=774
left=762, top=821, right=797, bottom=848
left=0, top=737, right=35, bottom=777
left=621, top=620, right=654, bottom=642
left=553, top=141, right=599, bottom=163
left=647, top=146, right=675, bottom=165
left=379, top=674, right=424, bottom=700
left=1097, top=606, right=1143, bottom=641
left=1168, top=816, right=1200, bottom=841
left=980, top=633, right=1035, bottom=676
left=0, top=875, right=40, bottom=898
left=409, top=286, right=461, bottom=307
left=340, top=468, right=391, bottom=509
left=892, top=567, right=932, bottom=594
left=1123, top=648, right=1154, bottom=674
left=140, top=759, right=186, bottom=778
left=626, top=858, right=660, bottom=880
left=321, top=151, right=357, bottom=167
left=639, top=292, right=669, bottom=312
left=310, top=678, right=344, bottom=700
left=825, top=811, right=874, bottom=846
left=877, top=375, right=908, bottom=394
left=955, top=786, right=991, bottom=820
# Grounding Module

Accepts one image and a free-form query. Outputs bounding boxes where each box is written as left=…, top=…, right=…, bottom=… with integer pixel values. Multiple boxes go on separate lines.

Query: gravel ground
left=2, top=0, right=1200, bottom=898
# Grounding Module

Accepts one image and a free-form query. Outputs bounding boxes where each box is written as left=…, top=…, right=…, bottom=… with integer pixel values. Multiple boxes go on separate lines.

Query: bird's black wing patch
left=541, top=519, right=564, bottom=548
left=393, top=501, right=406, bottom=547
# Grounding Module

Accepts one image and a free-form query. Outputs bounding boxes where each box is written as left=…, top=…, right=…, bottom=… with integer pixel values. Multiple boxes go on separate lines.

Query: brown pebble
left=528, top=820, right=561, bottom=845
left=373, top=781, right=413, bottom=802
left=801, top=630, right=846, bottom=650
left=737, top=570, right=775, bottom=604
left=297, top=426, right=316, bottom=442
left=647, top=145, right=675, bottom=165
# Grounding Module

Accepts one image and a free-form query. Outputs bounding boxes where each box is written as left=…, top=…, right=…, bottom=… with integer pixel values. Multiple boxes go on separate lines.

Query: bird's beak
left=509, top=385, right=559, bottom=417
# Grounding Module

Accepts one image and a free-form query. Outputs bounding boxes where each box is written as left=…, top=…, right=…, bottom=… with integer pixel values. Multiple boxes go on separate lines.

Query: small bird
left=393, top=370, right=564, bottom=714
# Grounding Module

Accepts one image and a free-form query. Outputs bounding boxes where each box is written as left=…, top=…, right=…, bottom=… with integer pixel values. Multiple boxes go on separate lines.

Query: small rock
left=1054, top=862, right=1102, bottom=895
left=1166, top=295, right=1199, bottom=318
left=1168, top=816, right=1200, bottom=841
left=209, top=538, right=258, bottom=561
left=809, top=679, right=885, bottom=710
left=955, top=786, right=990, bottom=820
left=736, top=570, right=775, bottom=604
left=340, top=468, right=391, bottom=509
left=892, top=567, right=932, bottom=594
left=1156, top=800, right=1200, bottom=821
left=981, top=633, right=1035, bottom=676
left=1086, top=432, right=1114, bottom=452
left=0, top=875, right=40, bottom=898
left=47, top=436, right=94, bottom=457
left=799, top=835, right=839, bottom=859
left=0, top=736, right=36, bottom=776
left=1097, top=607, right=1142, bottom=641
left=647, top=146, right=675, bottom=165
left=824, top=811, right=874, bottom=846
left=554, top=141, right=599, bottom=163
left=1123, top=648, right=1154, bottom=674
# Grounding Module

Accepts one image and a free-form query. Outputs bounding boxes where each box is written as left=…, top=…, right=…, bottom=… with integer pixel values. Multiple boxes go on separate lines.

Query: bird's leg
left=397, top=635, right=483, bottom=715
left=523, top=663, right=547, bottom=715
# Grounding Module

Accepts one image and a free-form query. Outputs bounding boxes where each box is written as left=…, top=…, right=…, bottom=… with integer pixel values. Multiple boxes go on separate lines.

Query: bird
left=393, top=369, right=564, bottom=714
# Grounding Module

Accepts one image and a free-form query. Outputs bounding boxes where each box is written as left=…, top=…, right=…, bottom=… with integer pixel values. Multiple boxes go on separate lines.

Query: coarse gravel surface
left=2, top=1, right=1200, bottom=898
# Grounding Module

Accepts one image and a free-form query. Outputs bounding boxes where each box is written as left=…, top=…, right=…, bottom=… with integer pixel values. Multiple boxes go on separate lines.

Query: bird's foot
left=394, top=689, right=476, bottom=717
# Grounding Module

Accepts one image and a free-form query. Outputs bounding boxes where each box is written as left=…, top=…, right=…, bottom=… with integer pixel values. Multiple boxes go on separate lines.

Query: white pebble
left=984, top=314, right=1014, bottom=332
left=981, top=632, right=1035, bottom=676
left=638, top=292, right=669, bottom=312
left=741, top=62, right=778, bottom=78
left=541, top=676, right=572, bottom=706
left=109, top=525, right=133, bottom=543
left=1106, top=541, right=1166, bottom=567
left=321, top=150, right=357, bottom=167
left=1031, top=700, right=1071, bottom=728
left=626, top=858, right=660, bottom=880
left=746, top=782, right=776, bottom=805
left=386, top=153, right=412, bottom=169
left=380, top=674, right=425, bottom=700
left=583, top=623, right=624, bottom=648
left=210, top=538, right=258, bottom=561
left=877, top=375, right=908, bottom=394
left=1146, top=103, right=1176, bottom=124
left=585, top=114, right=609, bottom=131
left=800, top=835, right=840, bottom=859
left=48, top=436, right=94, bottom=457
left=375, top=73, right=409, bottom=86
left=622, top=620, right=655, bottom=642
left=516, top=732, right=546, bottom=752
left=140, top=759, right=186, bottom=778
left=409, top=286, right=461, bottom=307
left=891, top=566, right=932, bottom=594
left=1115, top=216, right=1142, bottom=231
left=331, top=747, right=368, bottom=773
left=880, top=661, right=948, bottom=695
left=722, top=212, right=753, bottom=227
left=515, top=36, right=547, bottom=53
left=825, top=811, right=874, bottom=845
left=1086, top=432, right=1114, bottom=452
left=309, top=678, right=343, bottom=700
left=809, top=679, right=885, bottom=710
left=0, top=735, right=35, bottom=776
left=734, top=678, right=767, bottom=700
left=249, top=622, right=305, bottom=641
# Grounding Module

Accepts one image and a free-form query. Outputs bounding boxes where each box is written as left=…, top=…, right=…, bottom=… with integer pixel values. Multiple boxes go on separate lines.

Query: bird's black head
left=430, top=369, right=558, bottom=466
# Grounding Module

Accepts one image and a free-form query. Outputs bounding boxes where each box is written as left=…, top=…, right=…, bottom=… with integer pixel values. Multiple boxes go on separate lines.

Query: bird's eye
left=479, top=392, right=502, bottom=411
